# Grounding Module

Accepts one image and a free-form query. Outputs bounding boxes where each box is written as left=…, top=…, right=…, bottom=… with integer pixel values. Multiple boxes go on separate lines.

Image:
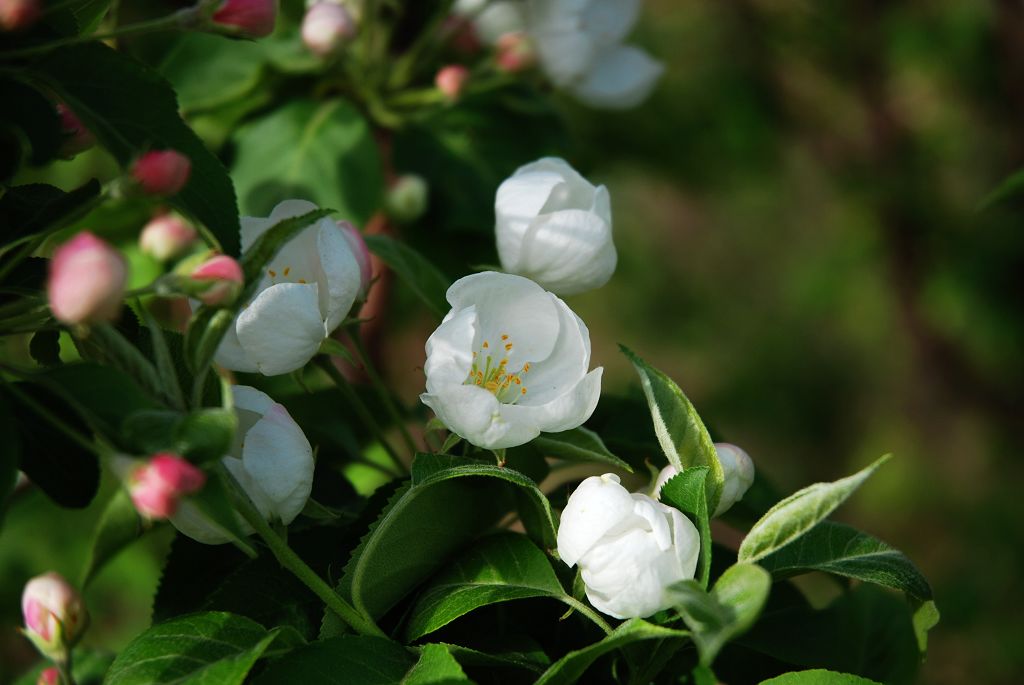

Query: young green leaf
left=532, top=426, right=633, bottom=472
left=660, top=466, right=712, bottom=588
left=252, top=636, right=414, bottom=685
left=365, top=234, right=451, bottom=317
left=738, top=455, right=891, bottom=563
left=405, top=644, right=473, bottom=685
left=759, top=670, right=882, bottom=685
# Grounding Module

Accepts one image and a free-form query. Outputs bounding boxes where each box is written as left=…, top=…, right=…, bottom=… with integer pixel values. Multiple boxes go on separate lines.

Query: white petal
left=315, top=221, right=362, bottom=332
left=516, top=297, right=590, bottom=404
left=240, top=199, right=320, bottom=253
left=581, top=0, right=640, bottom=47
left=235, top=282, right=325, bottom=376
left=530, top=9, right=597, bottom=86
left=669, top=503, right=700, bottom=579
left=422, top=384, right=500, bottom=446
left=713, top=443, right=755, bottom=516
left=241, top=403, right=314, bottom=524
left=169, top=494, right=251, bottom=545
left=496, top=168, right=566, bottom=273
left=474, top=1, right=527, bottom=44
left=214, top=315, right=259, bottom=373
left=516, top=367, right=602, bottom=434
left=570, top=45, right=664, bottom=110
left=517, top=209, right=616, bottom=295
left=231, top=384, right=275, bottom=415
left=578, top=527, right=673, bottom=619
left=556, top=473, right=634, bottom=567
left=423, top=305, right=478, bottom=391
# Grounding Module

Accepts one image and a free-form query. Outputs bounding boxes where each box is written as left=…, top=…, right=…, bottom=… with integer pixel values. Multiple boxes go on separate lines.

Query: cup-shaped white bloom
left=653, top=442, right=756, bottom=516
left=527, top=0, right=663, bottom=109
left=171, top=385, right=314, bottom=544
left=558, top=474, right=699, bottom=619
left=215, top=200, right=364, bottom=376
left=421, top=271, right=602, bottom=450
left=495, top=157, right=615, bottom=296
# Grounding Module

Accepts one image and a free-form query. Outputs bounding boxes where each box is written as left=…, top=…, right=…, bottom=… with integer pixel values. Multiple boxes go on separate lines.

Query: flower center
left=266, top=265, right=309, bottom=285
left=465, top=333, right=530, bottom=403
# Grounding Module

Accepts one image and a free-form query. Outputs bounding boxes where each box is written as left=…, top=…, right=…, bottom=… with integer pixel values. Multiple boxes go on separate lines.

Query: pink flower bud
left=212, top=0, right=277, bottom=38
left=48, top=232, right=127, bottom=326
left=495, top=32, right=535, bottom=73
left=140, top=213, right=198, bottom=262
left=56, top=104, right=95, bottom=158
left=21, top=573, right=87, bottom=659
left=129, top=453, right=206, bottom=519
left=191, top=254, right=244, bottom=306
left=0, top=0, right=40, bottom=31
left=302, top=2, right=356, bottom=57
left=337, top=221, right=371, bottom=299
left=435, top=65, right=470, bottom=101
left=132, top=150, right=191, bottom=197
left=37, top=667, right=59, bottom=685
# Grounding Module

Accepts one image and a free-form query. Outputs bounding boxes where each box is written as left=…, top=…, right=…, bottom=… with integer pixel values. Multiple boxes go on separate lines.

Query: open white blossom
left=496, top=157, right=615, bottom=296
left=653, top=442, right=756, bottom=516
left=421, top=271, right=602, bottom=450
left=558, top=473, right=700, bottom=619
left=214, top=199, right=366, bottom=376
left=528, top=0, right=663, bottom=109
left=171, top=385, right=314, bottom=544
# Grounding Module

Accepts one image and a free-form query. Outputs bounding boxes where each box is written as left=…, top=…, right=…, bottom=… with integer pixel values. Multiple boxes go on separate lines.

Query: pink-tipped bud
left=435, top=65, right=470, bottom=101
left=140, top=213, right=198, bottom=262
left=212, top=0, right=277, bottom=38
left=21, top=573, right=87, bottom=660
left=190, top=254, right=244, bottom=306
left=495, top=31, right=535, bottom=73
left=129, top=453, right=206, bottom=519
left=132, top=150, right=191, bottom=197
left=48, top=232, right=127, bottom=326
left=337, top=221, right=372, bottom=299
left=0, top=0, right=40, bottom=31
left=56, top=104, right=95, bottom=158
left=302, top=2, right=356, bottom=57
left=37, top=668, right=59, bottom=685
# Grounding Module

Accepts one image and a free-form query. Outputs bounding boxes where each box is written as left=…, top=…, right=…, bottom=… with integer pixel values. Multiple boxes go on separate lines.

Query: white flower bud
left=653, top=442, right=756, bottom=516
left=302, top=2, right=356, bottom=57
left=386, top=174, right=428, bottom=222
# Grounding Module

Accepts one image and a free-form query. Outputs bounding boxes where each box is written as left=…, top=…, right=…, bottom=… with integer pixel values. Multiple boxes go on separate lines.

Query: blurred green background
left=3, top=0, right=1023, bottom=683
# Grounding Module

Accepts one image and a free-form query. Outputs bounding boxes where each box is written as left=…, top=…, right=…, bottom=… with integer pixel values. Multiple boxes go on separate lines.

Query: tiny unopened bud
left=190, top=254, right=244, bottom=306
left=337, top=221, right=371, bottom=299
left=56, top=104, right=95, bottom=158
left=495, top=31, right=535, bottom=73
left=435, top=65, right=470, bottom=101
left=129, top=453, right=206, bottom=519
left=0, top=0, right=40, bottom=31
left=48, top=232, right=127, bottom=326
left=302, top=2, right=356, bottom=57
left=132, top=150, right=191, bottom=197
left=652, top=442, right=756, bottom=516
left=140, top=213, right=198, bottom=262
left=386, top=174, right=428, bottom=223
left=21, top=573, right=88, bottom=660
left=37, top=667, right=59, bottom=685
left=212, top=0, right=277, bottom=38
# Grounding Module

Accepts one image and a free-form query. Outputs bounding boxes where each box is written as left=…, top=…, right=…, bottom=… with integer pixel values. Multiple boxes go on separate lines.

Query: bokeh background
left=2, top=0, right=1023, bottom=683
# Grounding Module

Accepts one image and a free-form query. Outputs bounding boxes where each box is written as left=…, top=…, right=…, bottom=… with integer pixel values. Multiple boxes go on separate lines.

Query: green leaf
left=756, top=520, right=932, bottom=600
left=759, top=671, right=882, bottom=685
left=660, top=466, right=712, bottom=587
left=534, top=619, right=689, bottom=685
left=231, top=98, right=382, bottom=222
left=73, top=324, right=169, bottom=409
left=531, top=427, right=633, bottom=472
left=29, top=43, right=240, bottom=253
left=672, top=563, right=771, bottom=665
left=911, top=599, right=940, bottom=653
left=80, top=489, right=141, bottom=586
left=104, top=612, right=274, bottom=685
left=158, top=33, right=269, bottom=113
left=29, top=329, right=61, bottom=367
left=738, top=455, right=891, bottom=563
left=140, top=304, right=186, bottom=410
left=405, top=532, right=564, bottom=641
left=364, top=233, right=451, bottom=317
left=252, top=636, right=414, bottom=685
left=176, top=408, right=237, bottom=464
left=979, top=167, right=1024, bottom=210
left=443, top=643, right=548, bottom=674
left=405, top=644, right=473, bottom=685
left=0, top=180, right=101, bottom=244
left=0, top=79, right=61, bottom=167
left=619, top=345, right=724, bottom=513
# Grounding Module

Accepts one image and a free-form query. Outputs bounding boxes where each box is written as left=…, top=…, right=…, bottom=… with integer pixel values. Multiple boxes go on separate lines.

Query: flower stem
left=317, top=357, right=409, bottom=475
left=222, top=466, right=386, bottom=638
left=559, top=595, right=614, bottom=636
left=347, top=332, right=419, bottom=456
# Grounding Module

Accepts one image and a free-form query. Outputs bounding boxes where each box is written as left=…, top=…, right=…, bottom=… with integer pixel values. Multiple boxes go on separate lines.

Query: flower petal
left=556, top=473, right=635, bottom=567
left=315, top=221, right=362, bottom=332
left=516, top=367, right=602, bottom=433
left=240, top=199, right=320, bottom=252
left=496, top=166, right=566, bottom=272
left=581, top=0, right=640, bottom=47
left=235, top=282, right=325, bottom=376
left=214, top=315, right=259, bottom=373
left=241, top=403, right=314, bottom=524
left=570, top=44, right=664, bottom=110
left=424, top=305, right=478, bottom=391
left=518, top=209, right=616, bottom=295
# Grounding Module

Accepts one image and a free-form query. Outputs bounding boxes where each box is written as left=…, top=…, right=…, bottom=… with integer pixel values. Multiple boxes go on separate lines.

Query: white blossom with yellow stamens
left=421, top=271, right=603, bottom=450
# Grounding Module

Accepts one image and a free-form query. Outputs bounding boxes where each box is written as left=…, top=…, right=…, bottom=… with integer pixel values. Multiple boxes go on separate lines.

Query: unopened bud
left=212, top=0, right=277, bottom=38
left=495, top=31, right=535, bottom=73
left=129, top=453, right=206, bottom=519
left=48, top=232, right=127, bottom=326
left=302, top=2, right=356, bottom=57
left=37, top=668, right=59, bottom=685
left=652, top=442, right=756, bottom=516
left=132, top=150, right=191, bottom=197
left=337, top=221, right=371, bottom=299
left=435, top=65, right=470, bottom=101
left=386, top=174, right=428, bottom=223
left=56, top=104, right=95, bottom=158
left=21, top=573, right=88, bottom=660
left=190, top=254, right=244, bottom=306
left=140, top=213, right=198, bottom=262
left=443, top=15, right=481, bottom=55
left=0, top=0, right=40, bottom=31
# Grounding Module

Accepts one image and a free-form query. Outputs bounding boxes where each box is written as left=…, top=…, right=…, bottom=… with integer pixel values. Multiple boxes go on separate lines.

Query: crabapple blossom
left=436, top=64, right=470, bottom=101
left=302, top=1, right=356, bottom=57
left=653, top=443, right=756, bottom=516
left=211, top=0, right=276, bottom=37
left=190, top=254, right=244, bottom=306
left=140, top=213, right=197, bottom=261
left=495, top=157, right=615, bottom=296
left=56, top=104, right=95, bottom=158
left=214, top=200, right=364, bottom=375
left=421, top=271, right=602, bottom=450
left=21, top=573, right=88, bottom=659
left=127, top=453, right=206, bottom=519
left=558, top=473, right=700, bottom=619
left=131, top=150, right=191, bottom=196
left=171, top=385, right=314, bottom=544
left=47, top=232, right=127, bottom=325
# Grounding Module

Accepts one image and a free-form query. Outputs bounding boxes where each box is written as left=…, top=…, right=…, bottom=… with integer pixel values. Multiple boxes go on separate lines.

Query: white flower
left=558, top=473, right=699, bottom=619
left=495, top=157, right=615, bottom=296
left=653, top=442, right=756, bottom=516
left=527, top=0, right=663, bottom=109
left=171, top=385, right=314, bottom=544
left=453, top=0, right=526, bottom=45
left=420, top=271, right=602, bottom=450
left=215, top=199, right=364, bottom=376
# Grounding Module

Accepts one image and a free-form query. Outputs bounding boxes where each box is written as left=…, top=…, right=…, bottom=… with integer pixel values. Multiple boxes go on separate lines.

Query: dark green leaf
left=0, top=79, right=61, bottom=165
left=80, top=489, right=141, bottom=586
left=176, top=408, right=237, bottom=464
left=0, top=394, right=20, bottom=523
left=0, top=180, right=101, bottom=243
left=759, top=671, right=882, bottom=685
left=660, top=466, right=712, bottom=588
left=443, top=642, right=548, bottom=674
left=253, top=636, right=414, bottom=685
left=738, top=456, right=890, bottom=563
left=532, top=427, right=632, bottom=472
left=365, top=233, right=451, bottom=317
left=73, top=324, right=170, bottom=409
left=405, top=644, right=473, bottom=685
left=158, top=33, right=269, bottom=113
left=980, top=167, right=1024, bottom=210
left=405, top=532, right=564, bottom=641
left=29, top=329, right=61, bottom=367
